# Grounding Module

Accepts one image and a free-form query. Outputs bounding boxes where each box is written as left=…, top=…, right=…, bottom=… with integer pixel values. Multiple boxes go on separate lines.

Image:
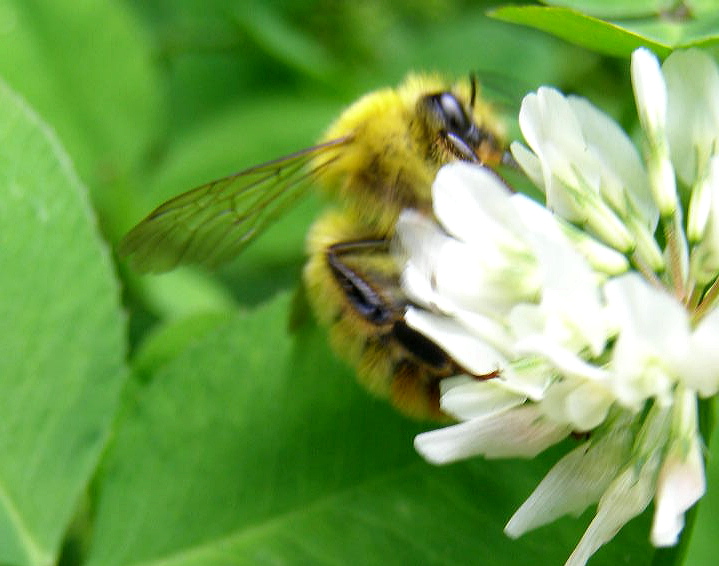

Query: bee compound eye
left=437, top=92, right=470, bottom=134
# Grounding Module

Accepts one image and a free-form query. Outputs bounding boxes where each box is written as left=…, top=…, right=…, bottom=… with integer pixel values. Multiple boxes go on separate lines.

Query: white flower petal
left=514, top=334, right=610, bottom=383
left=683, top=306, right=719, bottom=396
left=450, top=307, right=516, bottom=356
left=519, top=88, right=599, bottom=220
left=511, top=194, right=611, bottom=355
left=395, top=209, right=448, bottom=274
left=404, top=307, right=506, bottom=376
left=439, top=376, right=526, bottom=420
left=689, top=158, right=719, bottom=283
left=511, top=192, right=563, bottom=237
left=631, top=48, right=678, bottom=217
left=505, top=355, right=556, bottom=400
left=505, top=418, right=633, bottom=538
left=649, top=152, right=679, bottom=218
left=516, top=201, right=598, bottom=303
left=580, top=193, right=636, bottom=252
left=609, top=340, right=675, bottom=409
left=651, top=435, right=705, bottom=546
left=510, top=141, right=545, bottom=191
left=432, top=238, right=515, bottom=310
left=564, top=403, right=669, bottom=565
left=540, top=380, right=615, bottom=431
left=651, top=391, right=705, bottom=546
left=544, top=169, right=587, bottom=222
left=566, top=460, right=657, bottom=566
left=431, top=163, right=518, bottom=247
left=632, top=48, right=667, bottom=145
left=401, top=261, right=443, bottom=310
left=604, top=274, right=691, bottom=405
left=687, top=155, right=719, bottom=242
left=606, top=271, right=687, bottom=339
left=518, top=212, right=609, bottom=355
left=519, top=88, right=583, bottom=177
left=414, top=404, right=571, bottom=464
left=398, top=209, right=529, bottom=313
left=664, top=48, right=719, bottom=186
left=556, top=220, right=631, bottom=275
left=624, top=213, right=665, bottom=272
left=568, top=94, right=656, bottom=227
left=530, top=87, right=592, bottom=181
left=396, top=210, right=449, bottom=308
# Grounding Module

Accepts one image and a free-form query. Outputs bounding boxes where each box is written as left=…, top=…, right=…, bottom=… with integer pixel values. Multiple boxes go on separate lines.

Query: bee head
left=419, top=77, right=504, bottom=166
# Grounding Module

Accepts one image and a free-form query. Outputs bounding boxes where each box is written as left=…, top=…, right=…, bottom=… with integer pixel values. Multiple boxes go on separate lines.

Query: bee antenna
left=469, top=73, right=477, bottom=110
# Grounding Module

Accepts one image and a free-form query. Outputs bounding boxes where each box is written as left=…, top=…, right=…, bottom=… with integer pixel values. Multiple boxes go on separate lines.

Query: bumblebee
left=121, top=73, right=506, bottom=419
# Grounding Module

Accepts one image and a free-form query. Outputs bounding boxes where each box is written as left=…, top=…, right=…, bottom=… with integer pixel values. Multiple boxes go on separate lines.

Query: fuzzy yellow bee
left=120, top=73, right=506, bottom=419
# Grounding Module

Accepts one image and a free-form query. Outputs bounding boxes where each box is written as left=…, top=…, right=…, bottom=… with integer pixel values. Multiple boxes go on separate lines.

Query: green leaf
left=490, top=5, right=719, bottom=59
left=234, top=2, right=338, bottom=82
left=0, top=80, right=127, bottom=565
left=128, top=268, right=240, bottom=321
left=130, top=310, right=235, bottom=384
left=87, top=293, right=655, bottom=566
left=0, top=0, right=161, bottom=189
left=541, top=0, right=677, bottom=19
left=489, top=6, right=673, bottom=58
left=621, top=12, right=719, bottom=50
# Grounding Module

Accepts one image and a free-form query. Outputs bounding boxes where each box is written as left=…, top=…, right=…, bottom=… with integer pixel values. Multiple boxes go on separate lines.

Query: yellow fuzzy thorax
left=312, top=73, right=504, bottom=237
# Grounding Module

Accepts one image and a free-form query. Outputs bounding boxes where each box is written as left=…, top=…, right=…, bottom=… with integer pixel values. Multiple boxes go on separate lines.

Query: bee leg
left=325, top=239, right=394, bottom=326
left=326, top=241, right=458, bottom=376
left=324, top=239, right=461, bottom=419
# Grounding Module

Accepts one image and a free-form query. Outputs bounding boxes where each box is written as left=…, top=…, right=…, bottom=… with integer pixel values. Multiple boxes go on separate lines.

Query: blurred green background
left=0, top=1, right=717, bottom=565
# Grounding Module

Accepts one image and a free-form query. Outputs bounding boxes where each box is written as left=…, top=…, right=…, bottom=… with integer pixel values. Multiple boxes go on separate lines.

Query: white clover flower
left=398, top=47, right=719, bottom=566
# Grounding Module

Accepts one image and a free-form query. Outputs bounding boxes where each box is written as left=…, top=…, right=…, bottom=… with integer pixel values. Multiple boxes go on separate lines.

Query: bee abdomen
left=304, top=209, right=458, bottom=420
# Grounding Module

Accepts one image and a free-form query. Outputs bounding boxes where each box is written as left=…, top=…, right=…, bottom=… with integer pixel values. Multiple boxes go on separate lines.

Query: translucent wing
left=120, top=137, right=350, bottom=273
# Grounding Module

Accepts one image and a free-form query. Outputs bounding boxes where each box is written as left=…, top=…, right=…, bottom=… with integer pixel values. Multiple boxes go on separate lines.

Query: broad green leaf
left=0, top=80, right=127, bottom=565
left=87, top=293, right=655, bottom=566
left=130, top=311, right=235, bottom=384
left=490, top=5, right=719, bottom=58
left=128, top=268, right=240, bottom=321
left=0, top=0, right=161, bottom=191
left=541, top=0, right=677, bottom=18
left=689, top=0, right=719, bottom=14
left=489, top=6, right=673, bottom=58
left=621, top=12, right=719, bottom=50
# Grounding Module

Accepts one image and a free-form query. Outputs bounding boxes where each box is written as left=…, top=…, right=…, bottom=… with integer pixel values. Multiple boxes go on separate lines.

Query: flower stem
left=631, top=251, right=664, bottom=290
left=663, top=213, right=687, bottom=301
left=687, top=285, right=702, bottom=312
left=693, top=277, right=719, bottom=324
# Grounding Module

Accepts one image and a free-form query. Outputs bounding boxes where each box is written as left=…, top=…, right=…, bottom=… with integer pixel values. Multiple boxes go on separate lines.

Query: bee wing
left=120, top=137, right=350, bottom=273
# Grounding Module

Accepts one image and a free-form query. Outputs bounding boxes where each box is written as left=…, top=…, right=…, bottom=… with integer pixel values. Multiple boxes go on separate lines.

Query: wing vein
left=119, top=137, right=351, bottom=272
